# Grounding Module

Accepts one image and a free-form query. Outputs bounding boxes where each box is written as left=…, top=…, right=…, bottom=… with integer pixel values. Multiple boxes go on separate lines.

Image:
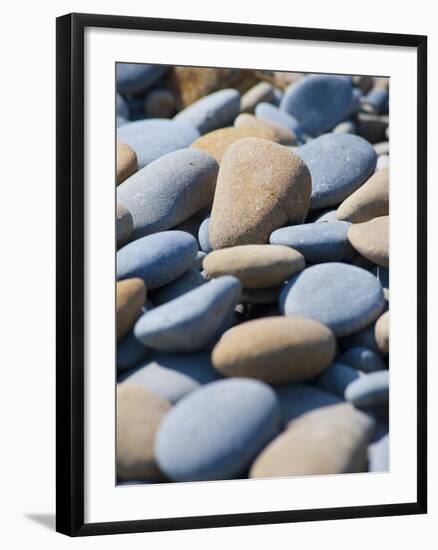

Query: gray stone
left=338, top=346, right=387, bottom=373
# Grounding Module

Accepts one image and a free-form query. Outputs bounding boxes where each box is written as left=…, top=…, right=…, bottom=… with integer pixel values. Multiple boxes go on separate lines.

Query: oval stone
left=316, top=362, right=362, bottom=398
left=117, top=278, right=147, bottom=340
left=117, top=384, right=171, bottom=480
left=280, top=263, right=385, bottom=337
left=345, top=370, right=389, bottom=408
left=134, top=276, right=241, bottom=352
left=155, top=378, right=281, bottom=481
left=313, top=209, right=338, bottom=223
left=116, top=204, right=133, bottom=248
left=198, top=216, right=213, bottom=253
left=203, top=244, right=305, bottom=288
left=234, top=113, right=297, bottom=145
left=255, top=102, right=301, bottom=134
left=191, top=126, right=278, bottom=163
left=337, top=167, right=389, bottom=223
left=116, top=63, right=167, bottom=95
left=280, top=75, right=353, bottom=136
left=145, top=89, right=176, bottom=118
left=338, top=346, right=387, bottom=373
left=117, top=231, right=198, bottom=289
left=375, top=311, right=389, bottom=354
left=117, top=93, right=129, bottom=118
left=117, top=119, right=200, bottom=169
left=250, top=403, right=375, bottom=478
left=348, top=216, right=389, bottom=267
left=143, top=351, right=220, bottom=386
left=369, top=434, right=389, bottom=472
left=149, top=268, right=205, bottom=306
left=240, top=81, right=275, bottom=113
left=270, top=221, right=353, bottom=263
left=173, top=89, right=240, bottom=134
left=117, top=331, right=150, bottom=371
left=117, top=148, right=218, bottom=239
left=116, top=141, right=137, bottom=185
left=209, top=138, right=311, bottom=249
left=212, top=316, right=336, bottom=384
left=296, top=133, right=377, bottom=210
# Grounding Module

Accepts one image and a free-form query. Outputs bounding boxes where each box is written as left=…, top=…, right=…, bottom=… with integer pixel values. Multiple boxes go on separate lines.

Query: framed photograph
left=56, top=12, right=427, bottom=536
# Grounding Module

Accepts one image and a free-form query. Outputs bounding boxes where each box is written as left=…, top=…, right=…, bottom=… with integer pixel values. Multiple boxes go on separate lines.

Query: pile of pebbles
left=116, top=64, right=390, bottom=484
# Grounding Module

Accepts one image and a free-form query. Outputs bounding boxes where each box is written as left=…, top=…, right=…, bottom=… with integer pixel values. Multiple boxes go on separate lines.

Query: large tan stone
left=250, top=403, right=375, bottom=478
left=117, top=384, right=171, bottom=480
left=212, top=316, right=336, bottom=384
left=116, top=278, right=146, bottom=340
left=348, top=216, right=389, bottom=267
left=203, top=244, right=305, bottom=288
left=209, top=138, right=311, bottom=249
left=337, top=168, right=389, bottom=223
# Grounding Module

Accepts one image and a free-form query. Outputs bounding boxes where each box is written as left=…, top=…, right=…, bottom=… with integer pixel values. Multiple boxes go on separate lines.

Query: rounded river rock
left=348, top=216, right=389, bottom=267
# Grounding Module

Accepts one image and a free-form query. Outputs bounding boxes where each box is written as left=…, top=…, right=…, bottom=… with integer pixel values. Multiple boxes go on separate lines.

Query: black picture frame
left=56, top=12, right=427, bottom=537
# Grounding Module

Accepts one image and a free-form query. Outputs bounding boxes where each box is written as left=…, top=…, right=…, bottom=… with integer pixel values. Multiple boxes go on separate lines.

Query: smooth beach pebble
left=369, top=434, right=389, bottom=472
left=280, top=75, right=353, bottom=136
left=280, top=263, right=385, bottom=337
left=190, top=126, right=279, bottom=163
left=116, top=204, right=133, bottom=248
left=117, top=331, right=150, bottom=371
left=240, top=81, right=275, bottom=113
left=234, top=113, right=297, bottom=145
left=155, top=378, right=281, bottom=481
left=348, top=216, right=389, bottom=267
left=375, top=311, right=389, bottom=354
left=212, top=316, right=336, bottom=385
left=117, top=93, right=129, bottom=119
left=296, top=133, right=377, bottom=210
left=173, top=89, right=240, bottom=134
left=313, top=209, right=338, bottom=223
left=117, top=231, right=198, bottom=289
left=316, top=362, right=362, bottom=398
left=250, top=403, right=374, bottom=478
left=117, top=384, right=171, bottom=480
left=121, top=361, right=200, bottom=404
left=255, top=102, right=301, bottom=134
left=117, top=119, right=200, bottom=169
left=116, top=278, right=147, bottom=340
left=134, top=276, right=241, bottom=352
left=116, top=141, right=137, bottom=185
left=142, top=351, right=220, bottom=386
left=275, top=383, right=342, bottom=423
left=270, top=221, right=353, bottom=263
left=144, top=89, right=176, bottom=118
left=337, top=167, right=389, bottom=223
left=377, top=155, right=389, bottom=170
left=117, top=148, right=218, bottom=239
left=116, top=63, right=167, bottom=95
left=203, top=245, right=305, bottom=288
left=340, top=323, right=380, bottom=354
left=198, top=216, right=213, bottom=253
left=209, top=138, right=311, bottom=249
left=149, top=268, right=205, bottom=306
left=338, top=346, right=387, bottom=373
left=345, top=370, right=389, bottom=408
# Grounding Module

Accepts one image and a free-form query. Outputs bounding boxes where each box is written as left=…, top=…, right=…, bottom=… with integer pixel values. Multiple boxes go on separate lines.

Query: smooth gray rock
left=338, top=346, right=387, bottom=373
left=198, top=216, right=213, bottom=253
left=149, top=268, right=206, bottom=306
left=116, top=63, right=168, bottom=94
left=369, top=434, right=389, bottom=471
left=117, top=148, right=218, bottom=239
left=316, top=362, right=362, bottom=397
left=275, top=383, right=343, bottom=423
left=345, top=370, right=389, bottom=407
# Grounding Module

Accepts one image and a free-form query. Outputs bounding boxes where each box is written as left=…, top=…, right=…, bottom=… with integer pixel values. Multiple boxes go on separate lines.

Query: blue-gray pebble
left=117, top=93, right=129, bottom=119
left=296, top=133, right=377, bottom=209
left=149, top=268, right=206, bottom=306
left=117, top=119, right=200, bottom=169
left=173, top=89, right=240, bottom=134
left=255, top=102, right=301, bottom=134
left=117, top=331, right=150, bottom=371
left=117, top=148, right=218, bottom=239
left=134, top=276, right=241, bottom=352
left=275, top=383, right=342, bottom=423
left=116, top=63, right=167, bottom=95
left=338, top=346, right=387, bottom=373
left=270, top=221, right=353, bottom=263
left=155, top=378, right=281, bottom=481
left=280, top=75, right=353, bottom=136
left=316, top=362, right=362, bottom=398
left=280, top=263, right=385, bottom=337
left=117, top=231, right=198, bottom=289
left=198, top=216, right=213, bottom=253
left=369, top=434, right=389, bottom=472
left=345, top=370, right=389, bottom=407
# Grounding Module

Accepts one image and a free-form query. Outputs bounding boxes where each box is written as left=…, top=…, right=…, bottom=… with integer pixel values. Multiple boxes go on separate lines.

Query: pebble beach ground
left=115, top=64, right=390, bottom=484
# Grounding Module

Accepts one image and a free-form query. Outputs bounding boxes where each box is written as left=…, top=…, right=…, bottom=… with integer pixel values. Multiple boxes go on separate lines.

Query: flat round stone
left=234, top=113, right=297, bottom=145
left=117, top=119, right=200, bottom=169
left=337, top=167, right=389, bottom=223
left=296, top=133, right=377, bottom=210
left=270, top=221, right=353, bottom=263
left=173, top=89, right=240, bottom=134
left=255, top=102, right=301, bottom=134
left=117, top=231, right=198, bottom=289
left=134, top=276, right=241, bottom=352
left=209, top=138, right=311, bottom=248
left=345, top=370, right=389, bottom=408
left=191, top=126, right=279, bottom=163
left=212, top=316, right=336, bottom=384
left=280, top=263, right=385, bottom=337
left=116, top=204, right=133, bottom=248
left=338, top=346, right=387, bottom=372
left=117, top=384, right=171, bottom=480
left=203, top=244, right=305, bottom=288
left=116, top=63, right=167, bottom=94
left=348, top=216, right=389, bottom=267
left=155, top=378, right=281, bottom=481
left=117, top=278, right=147, bottom=340
left=250, top=403, right=375, bottom=478
left=375, top=311, right=389, bottom=354
left=117, top=141, right=137, bottom=184
left=117, top=148, right=218, bottom=239
left=280, top=75, right=353, bottom=136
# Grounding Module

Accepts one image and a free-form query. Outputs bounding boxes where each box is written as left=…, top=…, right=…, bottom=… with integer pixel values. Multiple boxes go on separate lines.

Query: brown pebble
left=117, top=278, right=146, bottom=340
left=117, top=141, right=137, bottom=184
left=234, top=113, right=297, bottom=145
left=117, top=384, right=171, bottom=480
left=375, top=311, right=389, bottom=354
left=348, top=216, right=389, bottom=267
left=240, top=81, right=275, bottom=114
